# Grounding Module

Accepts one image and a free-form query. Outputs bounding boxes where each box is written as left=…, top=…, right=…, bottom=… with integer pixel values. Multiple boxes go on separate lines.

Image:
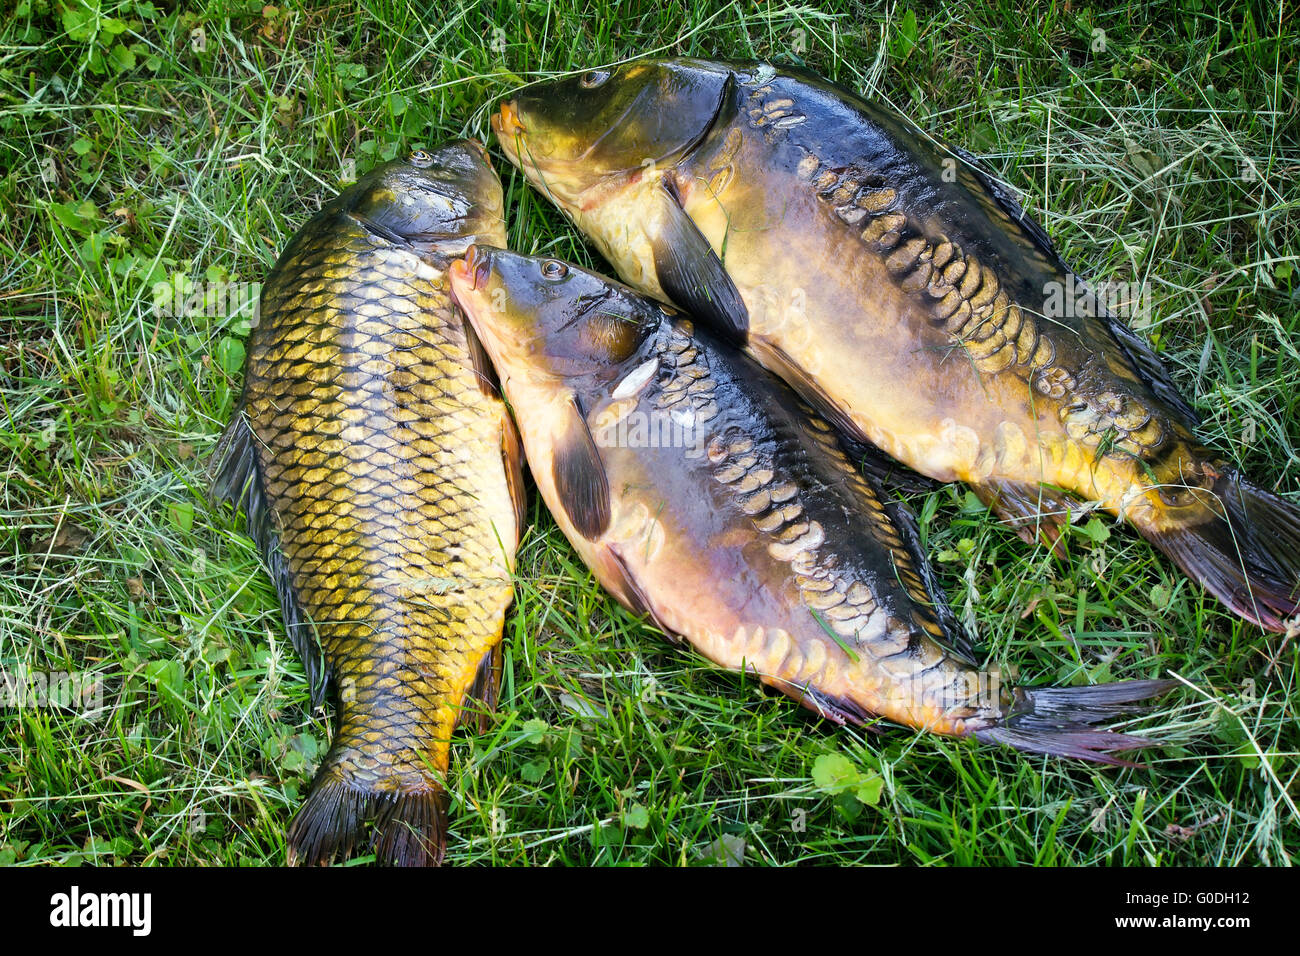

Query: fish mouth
left=492, top=100, right=525, bottom=139
left=489, top=96, right=608, bottom=209
left=464, top=137, right=493, bottom=170
left=450, top=244, right=493, bottom=298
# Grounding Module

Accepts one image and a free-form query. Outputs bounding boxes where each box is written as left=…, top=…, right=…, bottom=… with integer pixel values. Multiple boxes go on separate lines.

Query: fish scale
left=250, top=238, right=511, bottom=809
left=212, top=144, right=520, bottom=865
left=658, top=325, right=944, bottom=654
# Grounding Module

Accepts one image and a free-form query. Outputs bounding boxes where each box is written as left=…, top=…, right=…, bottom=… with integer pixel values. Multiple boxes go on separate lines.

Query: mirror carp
left=450, top=247, right=1173, bottom=764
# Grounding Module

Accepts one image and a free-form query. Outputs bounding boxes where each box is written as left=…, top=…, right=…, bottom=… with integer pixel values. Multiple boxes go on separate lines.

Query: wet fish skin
left=494, top=59, right=1300, bottom=633
left=449, top=247, right=1172, bottom=763
left=211, top=143, right=524, bottom=866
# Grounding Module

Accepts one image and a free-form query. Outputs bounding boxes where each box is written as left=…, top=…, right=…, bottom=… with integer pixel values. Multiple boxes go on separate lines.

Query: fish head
left=493, top=58, right=732, bottom=207
left=341, top=140, right=505, bottom=256
left=449, top=247, right=660, bottom=390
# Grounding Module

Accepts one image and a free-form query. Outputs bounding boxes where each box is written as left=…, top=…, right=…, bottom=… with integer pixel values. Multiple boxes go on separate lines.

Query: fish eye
left=408, top=148, right=434, bottom=168
left=540, top=259, right=569, bottom=280
left=579, top=69, right=610, bottom=89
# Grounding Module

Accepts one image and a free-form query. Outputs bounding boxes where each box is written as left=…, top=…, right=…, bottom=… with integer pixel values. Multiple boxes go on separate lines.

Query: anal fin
left=972, top=478, right=1080, bottom=556
left=764, top=678, right=881, bottom=731
left=456, top=642, right=504, bottom=734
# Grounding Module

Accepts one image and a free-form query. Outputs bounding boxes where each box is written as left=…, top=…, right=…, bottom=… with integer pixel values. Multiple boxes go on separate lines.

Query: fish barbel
left=211, top=142, right=525, bottom=865
left=450, top=246, right=1172, bottom=763
left=493, top=58, right=1300, bottom=633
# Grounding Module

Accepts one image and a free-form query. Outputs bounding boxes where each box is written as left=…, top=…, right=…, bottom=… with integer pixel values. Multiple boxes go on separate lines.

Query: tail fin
left=1142, top=466, right=1300, bottom=632
left=286, top=773, right=447, bottom=867
left=976, top=679, right=1177, bottom=766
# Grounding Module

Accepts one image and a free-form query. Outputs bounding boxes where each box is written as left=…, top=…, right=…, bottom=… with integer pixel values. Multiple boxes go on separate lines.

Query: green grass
left=1, top=0, right=1296, bottom=866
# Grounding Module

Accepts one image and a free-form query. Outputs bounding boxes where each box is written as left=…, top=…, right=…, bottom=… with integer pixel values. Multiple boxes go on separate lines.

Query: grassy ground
left=1, top=0, right=1296, bottom=866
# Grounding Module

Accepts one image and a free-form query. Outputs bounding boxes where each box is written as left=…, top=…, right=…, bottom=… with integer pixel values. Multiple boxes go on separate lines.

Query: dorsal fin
left=877, top=490, right=981, bottom=666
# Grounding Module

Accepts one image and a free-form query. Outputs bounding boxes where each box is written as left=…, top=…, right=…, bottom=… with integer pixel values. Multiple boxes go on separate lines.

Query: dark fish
left=493, top=58, right=1300, bottom=633
left=211, top=143, right=525, bottom=865
left=449, top=247, right=1173, bottom=763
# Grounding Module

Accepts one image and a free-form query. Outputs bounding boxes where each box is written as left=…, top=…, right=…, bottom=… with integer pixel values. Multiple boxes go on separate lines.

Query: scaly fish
left=449, top=246, right=1172, bottom=763
left=492, top=58, right=1300, bottom=633
left=211, top=143, right=525, bottom=865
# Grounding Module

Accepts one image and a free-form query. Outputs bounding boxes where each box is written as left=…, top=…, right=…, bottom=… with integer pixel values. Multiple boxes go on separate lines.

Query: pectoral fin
left=551, top=396, right=611, bottom=540
left=462, top=314, right=503, bottom=397
left=651, top=178, right=749, bottom=344
left=501, top=410, right=528, bottom=538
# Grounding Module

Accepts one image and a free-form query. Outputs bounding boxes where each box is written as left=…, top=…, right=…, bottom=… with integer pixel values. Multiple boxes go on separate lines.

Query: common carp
left=449, top=246, right=1173, bottom=762
left=493, top=59, right=1300, bottom=633
left=211, top=143, right=525, bottom=865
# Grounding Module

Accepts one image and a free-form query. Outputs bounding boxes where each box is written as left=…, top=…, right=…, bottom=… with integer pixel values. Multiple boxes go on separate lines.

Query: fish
left=491, top=58, right=1300, bottom=634
left=210, top=142, right=526, bottom=865
left=449, top=246, right=1174, bottom=764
